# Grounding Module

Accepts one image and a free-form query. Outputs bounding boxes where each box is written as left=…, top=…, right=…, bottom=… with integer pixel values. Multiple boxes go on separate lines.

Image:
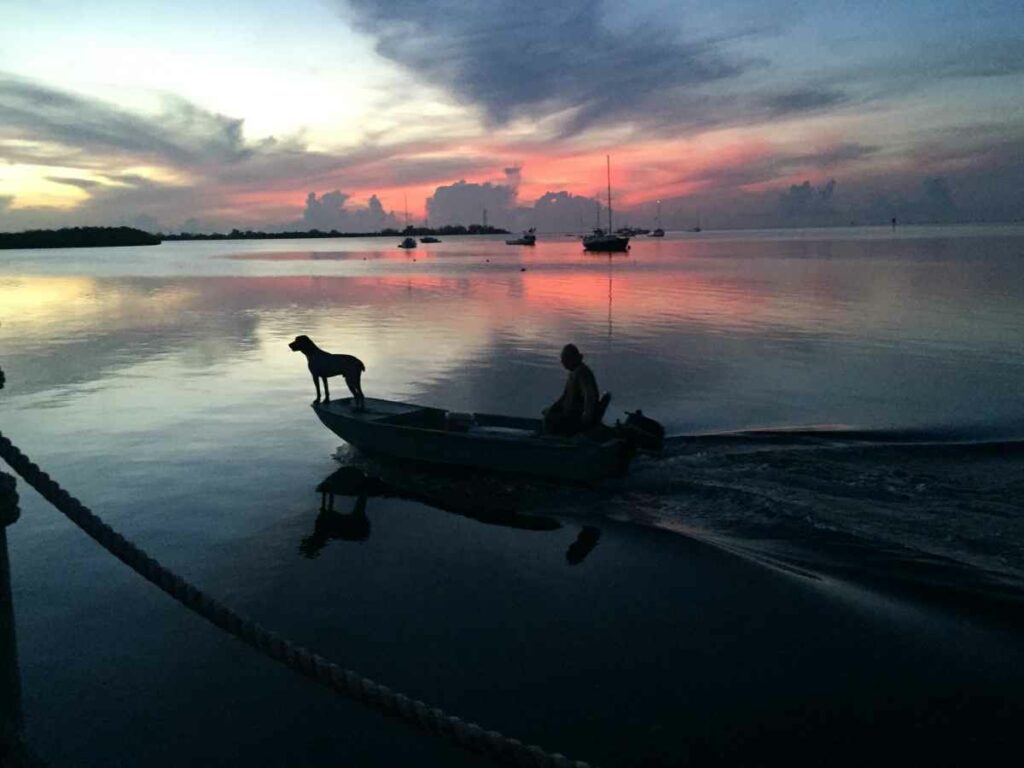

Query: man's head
left=560, top=343, right=583, bottom=370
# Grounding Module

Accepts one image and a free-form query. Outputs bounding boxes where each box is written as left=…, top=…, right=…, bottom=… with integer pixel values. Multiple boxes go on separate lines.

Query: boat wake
left=602, top=428, right=1024, bottom=622
left=331, top=425, right=1024, bottom=621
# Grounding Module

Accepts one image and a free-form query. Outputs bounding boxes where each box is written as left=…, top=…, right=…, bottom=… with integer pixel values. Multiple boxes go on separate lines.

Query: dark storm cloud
left=920, top=37, right=1024, bottom=80
left=299, top=190, right=398, bottom=231
left=796, top=143, right=878, bottom=167
left=46, top=176, right=103, bottom=190
left=0, top=75, right=250, bottom=167
left=342, top=0, right=744, bottom=133
left=426, top=179, right=517, bottom=228
left=684, top=143, right=879, bottom=190
left=762, top=88, right=847, bottom=117
left=0, top=72, right=489, bottom=194
left=777, top=179, right=837, bottom=220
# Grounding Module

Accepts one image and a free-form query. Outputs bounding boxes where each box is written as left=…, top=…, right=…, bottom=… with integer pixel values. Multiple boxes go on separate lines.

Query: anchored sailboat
left=651, top=200, right=665, bottom=237
left=583, top=156, right=630, bottom=252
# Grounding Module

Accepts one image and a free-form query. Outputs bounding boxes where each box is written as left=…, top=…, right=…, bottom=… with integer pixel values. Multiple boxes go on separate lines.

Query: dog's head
left=289, top=334, right=313, bottom=352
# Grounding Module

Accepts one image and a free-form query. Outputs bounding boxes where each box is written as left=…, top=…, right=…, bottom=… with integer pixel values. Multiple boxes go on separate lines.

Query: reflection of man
left=543, top=344, right=600, bottom=435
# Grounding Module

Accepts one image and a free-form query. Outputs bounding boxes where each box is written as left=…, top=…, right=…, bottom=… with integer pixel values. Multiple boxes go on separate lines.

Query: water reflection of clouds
left=3, top=233, right=1023, bottom=432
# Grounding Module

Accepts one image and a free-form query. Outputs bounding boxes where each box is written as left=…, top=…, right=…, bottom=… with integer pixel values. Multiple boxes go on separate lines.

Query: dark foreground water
left=1, top=226, right=1023, bottom=765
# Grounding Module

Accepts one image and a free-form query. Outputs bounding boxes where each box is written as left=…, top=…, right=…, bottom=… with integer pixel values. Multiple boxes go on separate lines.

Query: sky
left=1, top=0, right=1023, bottom=232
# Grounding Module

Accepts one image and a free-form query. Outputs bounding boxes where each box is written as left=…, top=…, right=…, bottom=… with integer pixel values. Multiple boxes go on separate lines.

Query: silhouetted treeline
left=0, top=224, right=512, bottom=250
left=163, top=224, right=510, bottom=241
left=0, top=226, right=161, bottom=249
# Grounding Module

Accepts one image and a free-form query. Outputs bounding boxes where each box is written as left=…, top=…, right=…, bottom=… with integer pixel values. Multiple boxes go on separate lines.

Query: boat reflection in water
left=301, top=465, right=601, bottom=565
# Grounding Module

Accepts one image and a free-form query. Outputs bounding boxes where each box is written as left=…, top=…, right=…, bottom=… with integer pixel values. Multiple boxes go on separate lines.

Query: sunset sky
left=2, top=0, right=1022, bottom=231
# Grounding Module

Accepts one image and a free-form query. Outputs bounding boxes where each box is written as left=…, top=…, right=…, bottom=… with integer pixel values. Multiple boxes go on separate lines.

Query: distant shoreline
left=3, top=222, right=1021, bottom=250
left=163, top=224, right=510, bottom=241
left=0, top=226, right=161, bottom=250
left=0, top=225, right=511, bottom=250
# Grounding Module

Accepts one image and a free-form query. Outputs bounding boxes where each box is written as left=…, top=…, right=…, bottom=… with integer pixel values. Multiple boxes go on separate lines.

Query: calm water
left=2, top=226, right=1024, bottom=765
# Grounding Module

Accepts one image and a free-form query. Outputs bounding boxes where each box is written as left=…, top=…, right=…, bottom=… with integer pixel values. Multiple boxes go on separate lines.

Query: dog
left=288, top=335, right=366, bottom=409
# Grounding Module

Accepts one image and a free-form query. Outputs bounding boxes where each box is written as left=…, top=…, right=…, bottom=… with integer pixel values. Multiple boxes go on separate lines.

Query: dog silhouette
left=288, top=335, right=366, bottom=409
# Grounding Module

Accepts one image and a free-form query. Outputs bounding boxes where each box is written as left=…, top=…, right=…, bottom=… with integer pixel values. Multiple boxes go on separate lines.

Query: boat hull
left=312, top=398, right=631, bottom=482
left=582, top=235, right=630, bottom=252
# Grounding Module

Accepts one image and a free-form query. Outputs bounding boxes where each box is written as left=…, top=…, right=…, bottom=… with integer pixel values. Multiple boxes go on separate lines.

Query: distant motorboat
left=398, top=237, right=417, bottom=249
left=584, top=156, right=629, bottom=253
left=419, top=236, right=441, bottom=243
left=650, top=228, right=665, bottom=237
left=506, top=228, right=536, bottom=245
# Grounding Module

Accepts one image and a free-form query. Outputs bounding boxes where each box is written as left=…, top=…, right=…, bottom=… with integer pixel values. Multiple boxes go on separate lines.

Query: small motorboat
left=311, top=397, right=639, bottom=482
left=506, top=228, right=536, bottom=245
left=398, top=237, right=417, bottom=249
left=419, top=236, right=441, bottom=243
left=650, top=228, right=665, bottom=237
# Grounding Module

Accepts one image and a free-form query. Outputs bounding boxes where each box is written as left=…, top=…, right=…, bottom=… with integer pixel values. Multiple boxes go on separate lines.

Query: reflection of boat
left=419, top=236, right=441, bottom=243
left=302, top=465, right=602, bottom=560
left=583, top=156, right=629, bottom=252
left=312, top=398, right=632, bottom=482
left=506, top=228, right=536, bottom=245
left=398, top=237, right=417, bottom=249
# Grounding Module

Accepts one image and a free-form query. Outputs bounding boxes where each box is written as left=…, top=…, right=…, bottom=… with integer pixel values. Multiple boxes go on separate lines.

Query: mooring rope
left=0, top=432, right=592, bottom=768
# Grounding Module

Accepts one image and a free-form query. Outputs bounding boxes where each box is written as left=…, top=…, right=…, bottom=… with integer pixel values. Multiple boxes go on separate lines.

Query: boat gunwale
left=314, top=398, right=624, bottom=449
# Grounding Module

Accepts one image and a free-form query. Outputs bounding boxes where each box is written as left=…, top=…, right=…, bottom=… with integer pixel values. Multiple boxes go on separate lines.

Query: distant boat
left=419, top=236, right=441, bottom=243
left=651, top=200, right=665, bottom=237
left=583, top=157, right=630, bottom=252
left=398, top=237, right=417, bottom=249
left=582, top=229, right=630, bottom=252
left=506, top=228, right=536, bottom=245
left=690, top=210, right=702, bottom=232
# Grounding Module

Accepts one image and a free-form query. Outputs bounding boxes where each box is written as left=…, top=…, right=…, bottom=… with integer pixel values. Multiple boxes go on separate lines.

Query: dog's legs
left=312, top=373, right=321, bottom=403
left=323, top=376, right=330, bottom=402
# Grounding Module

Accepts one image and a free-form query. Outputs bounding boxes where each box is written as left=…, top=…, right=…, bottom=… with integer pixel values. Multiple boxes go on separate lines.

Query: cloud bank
left=342, top=0, right=743, bottom=134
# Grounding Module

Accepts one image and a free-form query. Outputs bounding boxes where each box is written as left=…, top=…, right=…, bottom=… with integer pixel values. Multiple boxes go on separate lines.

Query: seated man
left=543, top=343, right=600, bottom=436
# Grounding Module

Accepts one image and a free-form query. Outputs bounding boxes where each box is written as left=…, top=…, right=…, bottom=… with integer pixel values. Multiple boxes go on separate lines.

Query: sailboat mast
left=404, top=194, right=409, bottom=228
left=606, top=155, right=613, bottom=232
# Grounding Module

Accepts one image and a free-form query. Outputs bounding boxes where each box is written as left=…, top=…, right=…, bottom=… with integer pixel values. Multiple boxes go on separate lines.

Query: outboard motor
left=620, top=409, right=665, bottom=453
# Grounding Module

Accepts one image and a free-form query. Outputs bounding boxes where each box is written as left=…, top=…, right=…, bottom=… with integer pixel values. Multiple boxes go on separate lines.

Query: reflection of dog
left=299, top=494, right=371, bottom=557
left=299, top=467, right=385, bottom=557
left=288, top=335, right=365, bottom=409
